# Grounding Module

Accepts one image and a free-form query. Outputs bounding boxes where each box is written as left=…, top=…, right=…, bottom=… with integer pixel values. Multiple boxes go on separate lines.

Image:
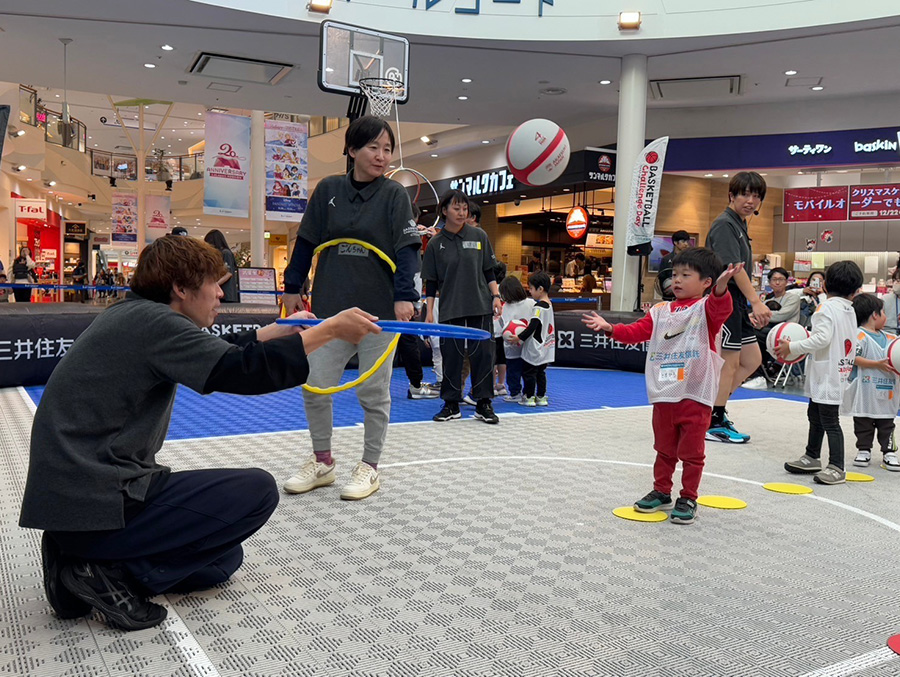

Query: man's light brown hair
left=131, top=235, right=228, bottom=303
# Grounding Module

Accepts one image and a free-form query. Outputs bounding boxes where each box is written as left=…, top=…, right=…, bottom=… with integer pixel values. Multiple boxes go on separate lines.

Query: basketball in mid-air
left=503, top=319, right=530, bottom=342
left=766, top=322, right=809, bottom=364
left=506, top=119, right=570, bottom=186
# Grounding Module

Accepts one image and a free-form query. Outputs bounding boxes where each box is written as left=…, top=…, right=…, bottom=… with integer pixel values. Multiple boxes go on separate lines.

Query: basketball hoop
left=358, top=77, right=405, bottom=119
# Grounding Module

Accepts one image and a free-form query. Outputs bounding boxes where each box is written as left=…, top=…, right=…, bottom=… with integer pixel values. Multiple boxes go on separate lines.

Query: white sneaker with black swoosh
left=341, top=462, right=380, bottom=500
left=283, top=456, right=336, bottom=494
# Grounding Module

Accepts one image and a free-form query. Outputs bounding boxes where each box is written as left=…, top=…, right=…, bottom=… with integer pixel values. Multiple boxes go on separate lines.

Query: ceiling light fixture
left=15, top=165, right=26, bottom=171
left=599, top=79, right=612, bottom=85
left=461, top=78, right=472, bottom=83
left=144, top=63, right=156, bottom=69
left=784, top=69, right=798, bottom=76
left=7, top=126, right=24, bottom=138
left=482, top=140, right=490, bottom=144
left=161, top=44, right=174, bottom=51
left=307, top=0, right=333, bottom=13
left=430, top=153, right=439, bottom=158
left=48, top=180, right=57, bottom=186
left=811, top=85, right=824, bottom=91
left=420, top=136, right=431, bottom=144
left=458, top=95, right=468, bottom=101
left=617, top=11, right=642, bottom=30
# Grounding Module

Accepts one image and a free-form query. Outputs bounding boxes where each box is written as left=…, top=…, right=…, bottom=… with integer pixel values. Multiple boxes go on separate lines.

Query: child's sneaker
left=535, top=395, right=549, bottom=407
left=634, top=489, right=673, bottom=513
left=519, top=396, right=537, bottom=408
left=813, top=464, right=846, bottom=485
left=705, top=420, right=750, bottom=444
left=670, top=497, right=698, bottom=524
left=853, top=450, right=871, bottom=467
left=882, top=452, right=900, bottom=472
left=503, top=393, right=523, bottom=403
left=494, top=385, right=509, bottom=396
left=784, top=454, right=821, bottom=474
left=462, top=393, right=477, bottom=406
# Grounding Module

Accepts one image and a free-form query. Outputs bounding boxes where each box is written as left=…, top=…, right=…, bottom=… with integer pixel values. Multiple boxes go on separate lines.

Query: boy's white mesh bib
left=646, top=298, right=724, bottom=407
left=842, top=330, right=899, bottom=418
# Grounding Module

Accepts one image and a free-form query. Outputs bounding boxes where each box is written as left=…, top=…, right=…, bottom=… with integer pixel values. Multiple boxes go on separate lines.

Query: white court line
left=799, top=646, right=898, bottom=676
left=16, top=386, right=37, bottom=415
left=157, top=600, right=223, bottom=677
left=379, top=454, right=900, bottom=536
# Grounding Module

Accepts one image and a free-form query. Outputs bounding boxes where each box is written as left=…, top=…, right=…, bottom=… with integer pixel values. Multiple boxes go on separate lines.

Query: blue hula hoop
left=276, top=318, right=491, bottom=340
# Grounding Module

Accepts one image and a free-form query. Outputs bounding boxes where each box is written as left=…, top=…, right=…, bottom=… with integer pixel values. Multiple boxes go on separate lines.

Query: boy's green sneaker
left=670, top=497, right=698, bottom=524
left=519, top=396, right=537, bottom=408
left=535, top=395, right=549, bottom=407
left=634, top=489, right=673, bottom=513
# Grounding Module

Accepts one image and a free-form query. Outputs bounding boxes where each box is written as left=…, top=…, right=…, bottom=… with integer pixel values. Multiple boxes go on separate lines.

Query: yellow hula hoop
left=300, top=237, right=400, bottom=394
left=312, top=238, right=397, bottom=273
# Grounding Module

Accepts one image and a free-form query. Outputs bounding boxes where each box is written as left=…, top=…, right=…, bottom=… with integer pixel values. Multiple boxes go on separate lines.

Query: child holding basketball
left=776, top=261, right=863, bottom=484
left=517, top=271, right=556, bottom=407
left=582, top=248, right=739, bottom=525
left=842, top=293, right=900, bottom=471
left=499, top=275, right=535, bottom=402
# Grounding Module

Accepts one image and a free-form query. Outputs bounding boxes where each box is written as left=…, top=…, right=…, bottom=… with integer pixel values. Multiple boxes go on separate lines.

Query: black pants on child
left=853, top=416, right=896, bottom=453
left=806, top=400, right=844, bottom=469
left=397, top=333, right=424, bottom=387
left=522, top=362, right=547, bottom=398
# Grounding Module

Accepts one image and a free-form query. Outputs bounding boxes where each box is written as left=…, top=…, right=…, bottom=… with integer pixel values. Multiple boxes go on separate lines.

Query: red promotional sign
left=848, top=183, right=900, bottom=220
left=783, top=187, right=849, bottom=222
left=566, top=207, right=589, bottom=239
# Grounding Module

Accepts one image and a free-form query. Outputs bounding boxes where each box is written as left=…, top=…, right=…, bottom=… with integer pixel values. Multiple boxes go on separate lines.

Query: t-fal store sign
left=15, top=199, right=47, bottom=221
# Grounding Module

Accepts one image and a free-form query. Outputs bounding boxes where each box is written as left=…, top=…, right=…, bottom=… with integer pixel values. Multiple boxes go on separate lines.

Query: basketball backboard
left=318, top=21, right=409, bottom=104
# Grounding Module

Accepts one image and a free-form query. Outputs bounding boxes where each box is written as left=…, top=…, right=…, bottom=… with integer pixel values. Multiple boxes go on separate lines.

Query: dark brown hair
left=131, top=235, right=227, bottom=303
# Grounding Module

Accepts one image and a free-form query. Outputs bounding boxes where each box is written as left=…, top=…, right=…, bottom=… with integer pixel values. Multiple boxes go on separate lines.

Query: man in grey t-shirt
left=20, top=235, right=380, bottom=631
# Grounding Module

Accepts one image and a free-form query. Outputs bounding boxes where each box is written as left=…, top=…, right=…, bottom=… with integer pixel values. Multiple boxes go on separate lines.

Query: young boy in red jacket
left=583, top=248, right=741, bottom=524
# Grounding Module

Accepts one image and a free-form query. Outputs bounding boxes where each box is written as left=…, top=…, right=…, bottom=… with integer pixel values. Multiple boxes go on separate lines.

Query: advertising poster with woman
left=111, top=191, right=138, bottom=244
left=204, top=112, right=251, bottom=218
left=265, top=119, right=308, bottom=221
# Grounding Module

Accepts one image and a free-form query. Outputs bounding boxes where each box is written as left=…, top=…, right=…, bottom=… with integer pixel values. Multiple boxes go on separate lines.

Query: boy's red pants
left=651, top=400, right=711, bottom=500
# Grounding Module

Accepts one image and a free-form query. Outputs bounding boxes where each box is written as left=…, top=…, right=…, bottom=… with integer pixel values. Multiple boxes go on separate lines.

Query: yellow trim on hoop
left=313, top=238, right=397, bottom=273
left=300, top=237, right=399, bottom=394
left=302, top=333, right=400, bottom=394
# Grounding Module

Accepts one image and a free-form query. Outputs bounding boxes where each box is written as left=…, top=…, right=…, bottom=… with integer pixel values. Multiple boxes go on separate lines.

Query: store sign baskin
left=566, top=207, right=589, bottom=239
left=665, top=127, right=900, bottom=172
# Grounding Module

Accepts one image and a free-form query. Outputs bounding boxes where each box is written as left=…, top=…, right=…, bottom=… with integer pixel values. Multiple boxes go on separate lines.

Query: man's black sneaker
left=634, top=490, right=673, bottom=513
left=670, top=497, right=698, bottom=525
left=61, top=561, right=167, bottom=631
left=433, top=403, right=461, bottom=422
left=474, top=399, right=499, bottom=424
left=42, top=533, right=91, bottom=619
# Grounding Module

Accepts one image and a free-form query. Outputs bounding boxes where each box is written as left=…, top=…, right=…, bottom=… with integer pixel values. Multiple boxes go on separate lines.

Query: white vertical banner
left=264, top=118, right=308, bottom=221
left=111, top=191, right=138, bottom=245
left=145, top=194, right=171, bottom=242
left=625, top=136, right=669, bottom=256
left=204, top=112, right=251, bottom=218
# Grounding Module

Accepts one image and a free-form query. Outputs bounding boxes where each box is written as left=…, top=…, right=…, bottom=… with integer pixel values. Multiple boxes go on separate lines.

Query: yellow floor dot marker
left=846, top=471, right=875, bottom=482
left=613, top=506, right=668, bottom=522
left=763, top=482, right=813, bottom=495
left=697, top=495, right=747, bottom=510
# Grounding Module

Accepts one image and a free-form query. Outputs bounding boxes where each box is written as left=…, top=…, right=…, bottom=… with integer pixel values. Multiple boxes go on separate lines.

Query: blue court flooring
left=25, top=367, right=804, bottom=441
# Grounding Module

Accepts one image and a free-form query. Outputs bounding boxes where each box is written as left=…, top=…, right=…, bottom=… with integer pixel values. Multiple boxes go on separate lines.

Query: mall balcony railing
left=19, top=85, right=348, bottom=181
left=18, top=85, right=87, bottom=153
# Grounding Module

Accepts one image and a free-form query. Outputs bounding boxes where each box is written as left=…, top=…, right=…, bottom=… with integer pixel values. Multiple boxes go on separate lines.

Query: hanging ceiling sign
left=566, top=206, right=589, bottom=239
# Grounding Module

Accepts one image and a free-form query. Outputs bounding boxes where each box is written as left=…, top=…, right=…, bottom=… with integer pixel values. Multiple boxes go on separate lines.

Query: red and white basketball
left=766, top=321, right=810, bottom=364
left=886, top=337, right=900, bottom=375
left=503, top=318, right=530, bottom=342
left=505, top=119, right=570, bottom=186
